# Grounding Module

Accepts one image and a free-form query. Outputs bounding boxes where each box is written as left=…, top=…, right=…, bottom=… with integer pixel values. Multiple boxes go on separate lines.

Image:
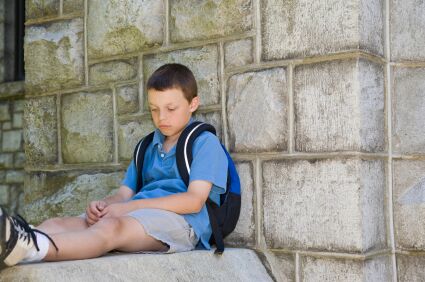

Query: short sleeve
left=189, top=132, right=228, bottom=197
left=121, top=160, right=137, bottom=192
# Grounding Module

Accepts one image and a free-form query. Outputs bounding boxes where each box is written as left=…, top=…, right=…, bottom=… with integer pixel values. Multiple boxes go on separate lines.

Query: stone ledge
left=0, top=248, right=273, bottom=282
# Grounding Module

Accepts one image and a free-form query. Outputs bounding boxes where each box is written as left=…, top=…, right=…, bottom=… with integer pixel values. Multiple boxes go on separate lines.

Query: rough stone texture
left=0, top=154, right=13, bottom=169
left=2, top=122, right=10, bottom=130
left=87, top=0, right=164, bottom=59
left=26, top=0, right=59, bottom=19
left=224, top=38, right=253, bottom=69
left=63, top=0, right=84, bottom=14
left=262, top=159, right=386, bottom=252
left=170, top=0, right=252, bottom=43
left=14, top=100, right=24, bottom=112
left=301, top=256, right=391, bottom=282
left=24, top=96, right=58, bottom=165
left=89, top=59, right=137, bottom=86
left=397, top=254, right=425, bottom=282
left=393, top=160, right=425, bottom=250
left=25, top=18, right=84, bottom=94
left=144, top=45, right=220, bottom=106
left=0, top=185, right=8, bottom=205
left=0, top=249, right=272, bottom=282
left=227, top=68, right=287, bottom=153
left=14, top=152, right=25, bottom=168
left=193, top=111, right=223, bottom=141
left=294, top=59, right=385, bottom=152
left=2, top=131, right=22, bottom=152
left=262, top=0, right=383, bottom=60
left=61, top=91, right=114, bottom=163
left=225, top=162, right=255, bottom=247
left=12, top=113, right=23, bottom=128
left=116, top=84, right=139, bottom=115
left=0, top=103, right=10, bottom=121
left=118, top=119, right=156, bottom=161
left=392, top=67, right=425, bottom=154
left=6, top=171, right=24, bottom=184
left=24, top=171, right=124, bottom=224
left=390, top=0, right=425, bottom=61
left=261, top=251, right=295, bottom=282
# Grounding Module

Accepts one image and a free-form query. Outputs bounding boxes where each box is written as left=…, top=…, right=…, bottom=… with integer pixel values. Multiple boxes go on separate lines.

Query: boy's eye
left=150, top=108, right=157, bottom=112
left=168, top=108, right=176, bottom=111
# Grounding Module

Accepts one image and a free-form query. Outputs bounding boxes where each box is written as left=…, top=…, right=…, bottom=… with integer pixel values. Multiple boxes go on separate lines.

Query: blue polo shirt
left=121, top=120, right=228, bottom=249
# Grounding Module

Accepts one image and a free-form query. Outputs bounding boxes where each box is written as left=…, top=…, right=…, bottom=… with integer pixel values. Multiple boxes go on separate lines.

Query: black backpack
left=133, top=121, right=241, bottom=254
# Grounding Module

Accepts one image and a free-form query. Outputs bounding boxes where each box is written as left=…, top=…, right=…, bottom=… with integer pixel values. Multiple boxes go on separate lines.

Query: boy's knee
left=92, top=218, right=124, bottom=243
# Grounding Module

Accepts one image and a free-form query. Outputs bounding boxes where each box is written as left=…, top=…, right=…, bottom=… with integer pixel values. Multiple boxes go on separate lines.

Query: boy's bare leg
left=36, top=217, right=89, bottom=234
left=44, top=216, right=168, bottom=261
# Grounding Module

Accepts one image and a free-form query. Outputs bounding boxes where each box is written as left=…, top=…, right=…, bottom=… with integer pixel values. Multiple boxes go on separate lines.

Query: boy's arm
left=100, top=180, right=212, bottom=217
left=102, top=185, right=135, bottom=205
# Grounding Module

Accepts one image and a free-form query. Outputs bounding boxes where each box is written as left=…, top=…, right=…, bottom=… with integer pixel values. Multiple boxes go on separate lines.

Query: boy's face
left=148, top=87, right=199, bottom=141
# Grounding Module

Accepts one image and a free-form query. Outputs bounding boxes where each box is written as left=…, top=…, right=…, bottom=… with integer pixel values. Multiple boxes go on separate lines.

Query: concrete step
left=0, top=248, right=273, bottom=282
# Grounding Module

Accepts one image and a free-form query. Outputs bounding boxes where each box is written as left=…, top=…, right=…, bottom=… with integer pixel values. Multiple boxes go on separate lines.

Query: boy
left=0, top=63, right=228, bottom=268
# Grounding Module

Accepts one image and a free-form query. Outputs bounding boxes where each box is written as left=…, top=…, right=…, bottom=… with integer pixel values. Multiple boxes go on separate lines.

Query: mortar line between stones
left=164, top=0, right=170, bottom=46
left=295, top=252, right=300, bottom=282
left=112, top=87, right=119, bottom=164
left=384, top=0, right=397, bottom=280
left=288, top=64, right=294, bottom=153
left=219, top=42, right=229, bottom=149
left=255, top=157, right=265, bottom=249
left=59, top=0, right=63, bottom=16
left=57, top=94, right=63, bottom=164
left=84, top=0, right=89, bottom=86
left=138, top=56, right=145, bottom=114
left=253, top=0, right=261, bottom=63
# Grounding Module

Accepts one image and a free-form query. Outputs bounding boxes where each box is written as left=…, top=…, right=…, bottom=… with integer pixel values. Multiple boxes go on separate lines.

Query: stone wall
left=22, top=0, right=425, bottom=281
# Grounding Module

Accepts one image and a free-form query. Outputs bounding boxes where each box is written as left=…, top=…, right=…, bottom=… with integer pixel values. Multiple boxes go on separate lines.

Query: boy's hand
left=86, top=200, right=107, bottom=225
left=100, top=202, right=130, bottom=218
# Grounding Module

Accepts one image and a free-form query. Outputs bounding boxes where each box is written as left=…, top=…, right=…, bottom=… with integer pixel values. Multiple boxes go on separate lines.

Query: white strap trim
left=135, top=141, right=142, bottom=170
left=184, top=123, right=205, bottom=174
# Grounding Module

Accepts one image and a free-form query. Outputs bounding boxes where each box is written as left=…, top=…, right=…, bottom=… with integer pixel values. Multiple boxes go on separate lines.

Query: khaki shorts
left=81, top=208, right=198, bottom=253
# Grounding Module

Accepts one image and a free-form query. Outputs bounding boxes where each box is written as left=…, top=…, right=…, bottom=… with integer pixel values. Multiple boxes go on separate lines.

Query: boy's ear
left=189, top=96, right=200, bottom=112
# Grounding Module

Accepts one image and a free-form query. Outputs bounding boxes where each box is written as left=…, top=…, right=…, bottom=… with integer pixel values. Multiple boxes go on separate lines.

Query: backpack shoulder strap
left=133, top=131, right=155, bottom=193
left=176, top=121, right=216, bottom=187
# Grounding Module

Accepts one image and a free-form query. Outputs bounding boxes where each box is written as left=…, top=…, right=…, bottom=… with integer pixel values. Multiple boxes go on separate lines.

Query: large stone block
left=193, top=111, right=223, bottom=141
left=294, top=59, right=385, bottom=152
left=392, top=67, right=425, bottom=154
left=0, top=154, right=13, bottom=169
left=13, top=113, right=23, bottom=128
left=262, top=0, right=383, bottom=60
left=0, top=249, right=272, bottom=282
left=6, top=171, right=24, bottom=184
left=393, top=160, right=425, bottom=250
left=24, top=171, right=124, bottom=224
left=25, top=19, right=84, bottom=94
left=390, top=0, right=425, bottom=61
left=89, top=59, right=137, bottom=86
left=262, top=159, right=386, bottom=252
left=14, top=152, right=25, bottom=169
left=0, top=103, right=10, bottom=121
left=116, top=84, right=139, bottom=115
left=224, top=38, right=253, bottom=69
left=0, top=185, right=8, bottom=205
left=118, top=119, right=156, bottom=161
left=2, top=131, right=22, bottom=152
left=143, top=45, right=220, bottom=106
left=397, top=254, right=425, bottom=282
left=63, top=0, right=84, bottom=14
left=26, top=0, right=59, bottom=19
left=301, top=256, right=391, bottom=282
left=227, top=68, right=287, bottom=153
left=261, top=252, right=295, bottom=282
left=225, top=162, right=255, bottom=247
left=87, top=0, right=164, bottom=59
left=24, top=96, right=58, bottom=165
left=170, top=0, right=252, bottom=42
left=61, top=91, right=114, bottom=163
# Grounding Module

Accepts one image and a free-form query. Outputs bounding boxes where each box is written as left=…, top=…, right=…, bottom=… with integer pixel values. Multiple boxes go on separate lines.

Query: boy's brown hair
left=147, top=63, right=198, bottom=102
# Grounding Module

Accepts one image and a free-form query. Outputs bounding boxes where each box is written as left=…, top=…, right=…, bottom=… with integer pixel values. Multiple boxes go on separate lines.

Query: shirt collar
left=152, top=118, right=195, bottom=147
